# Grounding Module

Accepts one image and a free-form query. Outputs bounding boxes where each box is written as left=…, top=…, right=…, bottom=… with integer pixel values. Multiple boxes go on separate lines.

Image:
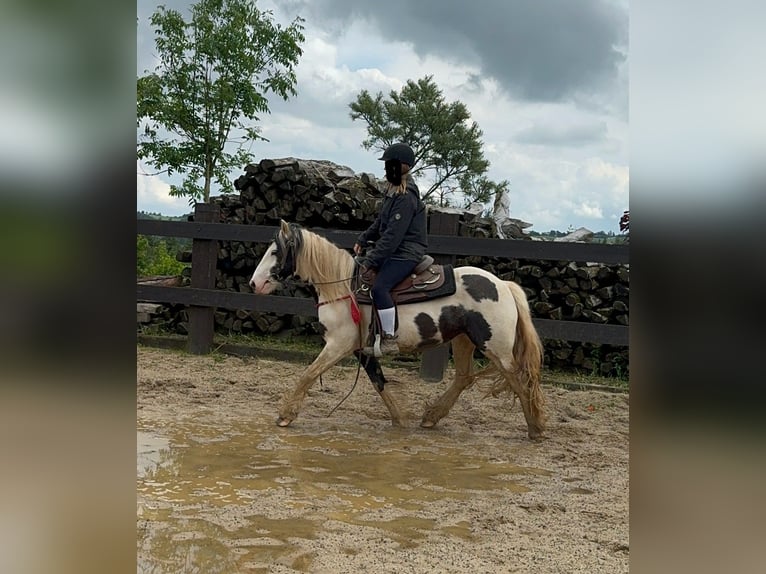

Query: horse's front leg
left=277, top=342, right=353, bottom=426
left=353, top=351, right=404, bottom=427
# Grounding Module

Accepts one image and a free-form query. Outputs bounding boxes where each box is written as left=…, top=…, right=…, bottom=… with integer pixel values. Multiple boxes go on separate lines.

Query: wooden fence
left=137, top=204, right=629, bottom=379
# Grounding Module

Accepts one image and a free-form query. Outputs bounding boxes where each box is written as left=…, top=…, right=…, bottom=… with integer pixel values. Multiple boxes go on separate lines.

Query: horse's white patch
left=249, top=241, right=279, bottom=294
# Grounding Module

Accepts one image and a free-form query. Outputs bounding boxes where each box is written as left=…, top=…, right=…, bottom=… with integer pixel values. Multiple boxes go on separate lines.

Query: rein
left=326, top=360, right=363, bottom=417
left=315, top=293, right=353, bottom=308
left=316, top=293, right=361, bottom=324
left=319, top=270, right=368, bottom=417
left=318, top=290, right=365, bottom=417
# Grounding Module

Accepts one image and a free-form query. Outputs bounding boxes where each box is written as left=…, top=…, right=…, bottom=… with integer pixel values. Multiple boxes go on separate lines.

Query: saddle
left=354, top=255, right=457, bottom=306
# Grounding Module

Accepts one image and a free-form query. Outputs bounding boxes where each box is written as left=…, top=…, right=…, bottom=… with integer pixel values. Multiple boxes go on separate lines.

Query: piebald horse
left=250, top=220, right=546, bottom=439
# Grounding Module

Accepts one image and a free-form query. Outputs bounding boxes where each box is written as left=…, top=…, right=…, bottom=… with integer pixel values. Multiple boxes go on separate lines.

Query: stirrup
left=362, top=334, right=399, bottom=357
left=362, top=333, right=383, bottom=357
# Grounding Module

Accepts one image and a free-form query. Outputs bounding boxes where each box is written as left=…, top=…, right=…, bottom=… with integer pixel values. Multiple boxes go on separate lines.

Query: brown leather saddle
left=354, top=255, right=457, bottom=306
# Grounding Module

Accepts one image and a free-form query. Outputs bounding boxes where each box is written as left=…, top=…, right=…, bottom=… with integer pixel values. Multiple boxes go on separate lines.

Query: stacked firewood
left=225, top=157, right=515, bottom=237
left=230, top=157, right=382, bottom=229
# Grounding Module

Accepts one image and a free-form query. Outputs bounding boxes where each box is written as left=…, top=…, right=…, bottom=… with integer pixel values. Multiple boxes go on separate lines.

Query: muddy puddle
left=137, top=418, right=549, bottom=573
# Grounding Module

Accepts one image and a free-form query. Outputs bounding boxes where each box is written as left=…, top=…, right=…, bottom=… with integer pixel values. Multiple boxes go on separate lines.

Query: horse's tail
left=506, top=281, right=546, bottom=426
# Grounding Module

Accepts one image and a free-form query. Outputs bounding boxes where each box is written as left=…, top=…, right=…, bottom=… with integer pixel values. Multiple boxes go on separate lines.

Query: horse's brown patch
left=438, top=305, right=493, bottom=350
left=462, top=274, right=499, bottom=302
left=414, top=313, right=440, bottom=347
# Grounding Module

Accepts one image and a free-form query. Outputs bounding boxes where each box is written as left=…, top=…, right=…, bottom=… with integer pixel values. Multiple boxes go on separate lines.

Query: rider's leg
left=370, top=258, right=418, bottom=335
left=368, top=258, right=417, bottom=355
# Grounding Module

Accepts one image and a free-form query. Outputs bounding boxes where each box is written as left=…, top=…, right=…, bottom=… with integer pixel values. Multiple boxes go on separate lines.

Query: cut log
left=137, top=275, right=182, bottom=287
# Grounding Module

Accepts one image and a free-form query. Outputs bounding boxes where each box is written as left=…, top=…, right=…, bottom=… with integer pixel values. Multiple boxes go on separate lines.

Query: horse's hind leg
left=421, top=335, right=476, bottom=428
left=484, top=350, right=546, bottom=440
left=277, top=342, right=352, bottom=426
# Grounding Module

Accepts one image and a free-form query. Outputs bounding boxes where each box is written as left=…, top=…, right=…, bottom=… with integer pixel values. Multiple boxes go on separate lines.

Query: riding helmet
left=378, top=142, right=416, bottom=167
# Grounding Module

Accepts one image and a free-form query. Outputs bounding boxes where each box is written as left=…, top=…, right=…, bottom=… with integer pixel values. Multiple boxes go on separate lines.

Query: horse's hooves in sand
left=276, top=417, right=292, bottom=427
left=420, top=420, right=436, bottom=429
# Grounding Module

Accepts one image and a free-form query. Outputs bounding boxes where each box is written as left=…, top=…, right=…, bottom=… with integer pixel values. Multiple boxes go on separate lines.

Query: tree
left=349, top=76, right=499, bottom=206
left=137, top=236, right=185, bottom=277
left=137, top=0, right=304, bottom=204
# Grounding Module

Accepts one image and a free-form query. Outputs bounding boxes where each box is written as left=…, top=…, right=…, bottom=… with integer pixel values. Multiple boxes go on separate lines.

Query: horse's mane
left=295, top=228, right=355, bottom=300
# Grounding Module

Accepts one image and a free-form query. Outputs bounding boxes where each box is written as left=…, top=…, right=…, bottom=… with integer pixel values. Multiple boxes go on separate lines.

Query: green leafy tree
left=137, top=0, right=305, bottom=204
left=137, top=235, right=186, bottom=277
left=349, top=75, right=500, bottom=207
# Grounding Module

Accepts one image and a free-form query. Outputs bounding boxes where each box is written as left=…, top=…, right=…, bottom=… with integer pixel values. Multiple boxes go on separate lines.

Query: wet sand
left=137, top=345, right=629, bottom=573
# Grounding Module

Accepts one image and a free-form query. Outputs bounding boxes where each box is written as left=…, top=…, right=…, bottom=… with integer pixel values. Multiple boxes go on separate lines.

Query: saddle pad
left=355, top=264, right=457, bottom=306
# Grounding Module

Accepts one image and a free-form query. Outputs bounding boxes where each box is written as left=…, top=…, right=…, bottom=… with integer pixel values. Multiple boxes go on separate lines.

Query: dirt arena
left=137, top=345, right=628, bottom=573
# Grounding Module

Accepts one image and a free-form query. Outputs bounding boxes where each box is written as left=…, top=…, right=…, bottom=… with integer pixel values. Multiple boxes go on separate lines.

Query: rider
left=354, top=142, right=428, bottom=356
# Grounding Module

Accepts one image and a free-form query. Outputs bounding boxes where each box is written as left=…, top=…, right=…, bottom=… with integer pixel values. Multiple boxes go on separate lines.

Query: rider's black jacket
left=357, top=179, right=427, bottom=268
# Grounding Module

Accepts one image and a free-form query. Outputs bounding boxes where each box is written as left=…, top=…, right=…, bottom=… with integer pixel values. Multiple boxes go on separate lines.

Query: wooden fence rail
left=136, top=218, right=630, bottom=264
left=137, top=205, right=629, bottom=378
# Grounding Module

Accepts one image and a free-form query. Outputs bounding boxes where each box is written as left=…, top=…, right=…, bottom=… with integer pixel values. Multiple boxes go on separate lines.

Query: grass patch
left=543, top=368, right=629, bottom=393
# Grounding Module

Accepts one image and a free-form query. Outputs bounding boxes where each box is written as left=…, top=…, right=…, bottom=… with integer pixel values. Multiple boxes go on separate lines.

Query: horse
left=249, top=220, right=547, bottom=440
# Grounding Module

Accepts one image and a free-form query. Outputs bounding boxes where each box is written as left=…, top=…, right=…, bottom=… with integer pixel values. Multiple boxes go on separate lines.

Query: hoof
left=276, top=417, right=292, bottom=427
left=528, top=430, right=547, bottom=441
left=420, top=420, right=436, bottom=429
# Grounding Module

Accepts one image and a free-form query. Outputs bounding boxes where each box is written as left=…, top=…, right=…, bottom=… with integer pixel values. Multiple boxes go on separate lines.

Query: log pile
left=226, top=157, right=522, bottom=238
left=230, top=157, right=382, bottom=230
left=138, top=158, right=629, bottom=377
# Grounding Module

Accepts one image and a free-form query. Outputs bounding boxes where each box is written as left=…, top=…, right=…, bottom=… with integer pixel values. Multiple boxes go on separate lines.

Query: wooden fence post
left=187, top=203, right=220, bottom=354
left=420, top=211, right=460, bottom=382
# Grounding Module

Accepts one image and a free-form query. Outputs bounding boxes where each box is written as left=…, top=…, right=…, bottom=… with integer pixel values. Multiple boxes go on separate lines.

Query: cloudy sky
left=137, top=0, right=629, bottom=232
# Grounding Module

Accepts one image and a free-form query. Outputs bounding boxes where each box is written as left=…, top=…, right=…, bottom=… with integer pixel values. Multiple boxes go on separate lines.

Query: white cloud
left=573, top=202, right=605, bottom=219
left=583, top=157, right=629, bottom=201
left=136, top=161, right=191, bottom=215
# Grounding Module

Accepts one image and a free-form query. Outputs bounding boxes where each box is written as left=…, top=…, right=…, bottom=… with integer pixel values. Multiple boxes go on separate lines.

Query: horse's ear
left=280, top=220, right=290, bottom=236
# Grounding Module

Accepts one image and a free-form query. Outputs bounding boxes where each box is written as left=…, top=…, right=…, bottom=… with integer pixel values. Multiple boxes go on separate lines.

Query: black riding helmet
left=378, top=142, right=415, bottom=167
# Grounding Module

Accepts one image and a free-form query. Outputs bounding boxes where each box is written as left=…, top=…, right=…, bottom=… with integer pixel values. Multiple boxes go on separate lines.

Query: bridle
left=272, top=223, right=303, bottom=280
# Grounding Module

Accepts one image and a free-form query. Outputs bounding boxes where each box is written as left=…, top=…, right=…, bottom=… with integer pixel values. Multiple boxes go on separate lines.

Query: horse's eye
left=270, top=249, right=278, bottom=256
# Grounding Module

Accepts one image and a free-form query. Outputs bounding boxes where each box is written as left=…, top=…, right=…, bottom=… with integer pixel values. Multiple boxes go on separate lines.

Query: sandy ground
left=137, top=345, right=628, bottom=573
